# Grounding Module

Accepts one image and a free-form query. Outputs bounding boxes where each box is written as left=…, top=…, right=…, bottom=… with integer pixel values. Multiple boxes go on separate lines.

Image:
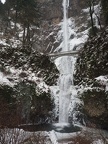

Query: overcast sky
left=1, top=0, right=6, bottom=4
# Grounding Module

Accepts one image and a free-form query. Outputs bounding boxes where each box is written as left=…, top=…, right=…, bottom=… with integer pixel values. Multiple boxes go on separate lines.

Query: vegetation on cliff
left=74, top=27, right=108, bottom=129
left=74, top=28, right=108, bottom=84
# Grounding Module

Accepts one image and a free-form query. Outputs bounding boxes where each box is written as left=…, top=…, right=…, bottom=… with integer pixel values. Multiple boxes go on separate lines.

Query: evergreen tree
left=17, top=0, right=40, bottom=46
left=0, top=1, right=5, bottom=16
left=1, top=0, right=40, bottom=47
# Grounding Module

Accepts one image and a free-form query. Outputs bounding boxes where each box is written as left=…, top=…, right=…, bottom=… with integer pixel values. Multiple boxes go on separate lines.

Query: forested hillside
left=0, top=0, right=59, bottom=126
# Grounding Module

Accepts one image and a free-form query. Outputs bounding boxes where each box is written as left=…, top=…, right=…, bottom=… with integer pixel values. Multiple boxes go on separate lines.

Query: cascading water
left=59, top=0, right=77, bottom=123
left=49, top=0, right=91, bottom=141
left=62, top=0, right=69, bottom=52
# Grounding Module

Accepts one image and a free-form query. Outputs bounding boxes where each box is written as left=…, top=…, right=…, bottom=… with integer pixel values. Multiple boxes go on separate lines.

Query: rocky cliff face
left=74, top=27, right=108, bottom=129
left=34, top=0, right=95, bottom=53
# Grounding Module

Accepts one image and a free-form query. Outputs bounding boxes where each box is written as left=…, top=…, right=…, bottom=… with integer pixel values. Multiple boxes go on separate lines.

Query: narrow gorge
left=0, top=0, right=108, bottom=143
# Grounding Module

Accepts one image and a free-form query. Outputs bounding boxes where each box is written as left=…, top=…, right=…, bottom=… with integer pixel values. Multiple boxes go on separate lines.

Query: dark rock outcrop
left=0, top=81, right=54, bottom=126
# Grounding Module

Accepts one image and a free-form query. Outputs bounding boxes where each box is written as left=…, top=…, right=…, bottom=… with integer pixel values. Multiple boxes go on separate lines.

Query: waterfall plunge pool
left=18, top=123, right=81, bottom=133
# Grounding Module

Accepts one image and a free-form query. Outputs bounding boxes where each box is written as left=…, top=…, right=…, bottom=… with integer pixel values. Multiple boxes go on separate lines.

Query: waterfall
left=62, top=0, right=69, bottom=51
left=58, top=0, right=78, bottom=124
left=59, top=0, right=72, bottom=123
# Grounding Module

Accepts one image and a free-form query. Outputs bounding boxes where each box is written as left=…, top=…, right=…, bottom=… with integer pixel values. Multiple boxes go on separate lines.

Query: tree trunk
left=27, top=23, right=30, bottom=45
left=23, top=25, right=26, bottom=47
left=89, top=0, right=96, bottom=35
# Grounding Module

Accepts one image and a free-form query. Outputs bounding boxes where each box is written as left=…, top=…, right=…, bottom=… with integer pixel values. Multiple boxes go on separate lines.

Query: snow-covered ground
left=1, top=127, right=108, bottom=144
left=0, top=64, right=49, bottom=93
left=0, top=71, right=14, bottom=86
left=95, top=75, right=108, bottom=91
left=0, top=128, right=51, bottom=144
